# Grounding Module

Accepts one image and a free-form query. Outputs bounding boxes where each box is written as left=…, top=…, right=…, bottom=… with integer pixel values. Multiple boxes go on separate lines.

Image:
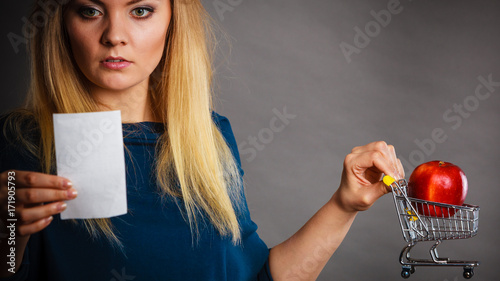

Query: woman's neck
left=90, top=83, right=160, bottom=123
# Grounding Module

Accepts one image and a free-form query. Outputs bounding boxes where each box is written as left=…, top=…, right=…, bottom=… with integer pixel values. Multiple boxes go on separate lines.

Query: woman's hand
left=333, top=141, right=404, bottom=213
left=0, top=170, right=78, bottom=236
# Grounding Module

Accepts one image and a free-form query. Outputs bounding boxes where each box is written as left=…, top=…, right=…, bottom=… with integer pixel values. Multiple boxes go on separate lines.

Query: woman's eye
left=80, top=7, right=102, bottom=18
left=131, top=7, right=153, bottom=18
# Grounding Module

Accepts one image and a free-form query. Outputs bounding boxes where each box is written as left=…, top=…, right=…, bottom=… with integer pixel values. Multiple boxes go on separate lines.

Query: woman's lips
left=101, top=57, right=132, bottom=70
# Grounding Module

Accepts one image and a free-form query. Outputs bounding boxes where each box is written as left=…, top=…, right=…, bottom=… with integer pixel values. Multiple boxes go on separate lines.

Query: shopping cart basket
left=383, top=176, right=480, bottom=279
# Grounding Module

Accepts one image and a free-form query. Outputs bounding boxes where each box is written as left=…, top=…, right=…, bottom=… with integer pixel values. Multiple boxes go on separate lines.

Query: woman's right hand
left=1, top=170, right=78, bottom=236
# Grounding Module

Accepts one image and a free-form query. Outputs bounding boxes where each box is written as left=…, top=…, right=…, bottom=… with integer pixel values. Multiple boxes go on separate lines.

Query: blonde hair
left=5, top=0, right=243, bottom=247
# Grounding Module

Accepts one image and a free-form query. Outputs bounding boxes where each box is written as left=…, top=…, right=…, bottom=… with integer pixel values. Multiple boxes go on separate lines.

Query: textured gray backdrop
left=1, top=1, right=499, bottom=281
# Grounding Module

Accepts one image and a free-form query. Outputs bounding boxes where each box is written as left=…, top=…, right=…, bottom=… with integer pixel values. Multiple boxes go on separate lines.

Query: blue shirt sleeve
left=257, top=257, right=274, bottom=281
left=211, top=111, right=245, bottom=177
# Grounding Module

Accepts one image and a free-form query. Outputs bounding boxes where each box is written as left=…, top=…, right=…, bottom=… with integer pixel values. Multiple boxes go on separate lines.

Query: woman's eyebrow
left=87, top=0, right=104, bottom=5
left=126, top=0, right=161, bottom=5
left=87, top=0, right=159, bottom=6
left=127, top=0, right=145, bottom=4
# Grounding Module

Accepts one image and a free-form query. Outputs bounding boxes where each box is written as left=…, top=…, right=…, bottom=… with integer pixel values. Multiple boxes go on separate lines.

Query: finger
left=397, top=158, right=405, bottom=179
left=17, top=216, right=53, bottom=236
left=353, top=142, right=401, bottom=179
left=16, top=187, right=78, bottom=204
left=351, top=141, right=391, bottom=156
left=347, top=150, right=397, bottom=179
left=11, top=170, right=72, bottom=189
left=387, top=145, right=401, bottom=179
left=351, top=141, right=392, bottom=163
left=351, top=145, right=363, bottom=153
left=18, top=201, right=67, bottom=224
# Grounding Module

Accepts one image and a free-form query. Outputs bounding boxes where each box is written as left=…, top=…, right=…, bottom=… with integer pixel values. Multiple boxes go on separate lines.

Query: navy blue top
left=0, top=112, right=273, bottom=281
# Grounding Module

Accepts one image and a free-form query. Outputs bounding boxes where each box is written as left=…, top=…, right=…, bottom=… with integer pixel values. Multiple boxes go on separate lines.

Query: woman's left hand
left=333, top=141, right=404, bottom=213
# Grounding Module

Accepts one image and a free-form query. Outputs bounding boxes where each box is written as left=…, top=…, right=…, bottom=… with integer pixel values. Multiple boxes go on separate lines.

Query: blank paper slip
left=53, top=111, right=127, bottom=220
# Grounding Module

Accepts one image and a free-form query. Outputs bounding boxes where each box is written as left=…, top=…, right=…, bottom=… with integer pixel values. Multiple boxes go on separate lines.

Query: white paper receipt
left=53, top=111, right=127, bottom=220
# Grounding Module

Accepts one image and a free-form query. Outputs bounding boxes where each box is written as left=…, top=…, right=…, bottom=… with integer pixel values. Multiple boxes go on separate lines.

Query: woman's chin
left=90, top=80, right=147, bottom=94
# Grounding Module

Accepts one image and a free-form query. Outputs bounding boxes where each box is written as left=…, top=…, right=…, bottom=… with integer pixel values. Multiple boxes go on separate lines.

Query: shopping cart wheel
left=463, top=267, right=474, bottom=279
left=401, top=266, right=412, bottom=279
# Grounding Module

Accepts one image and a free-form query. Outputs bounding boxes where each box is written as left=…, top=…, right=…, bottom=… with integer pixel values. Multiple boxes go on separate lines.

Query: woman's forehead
left=68, top=0, right=164, bottom=5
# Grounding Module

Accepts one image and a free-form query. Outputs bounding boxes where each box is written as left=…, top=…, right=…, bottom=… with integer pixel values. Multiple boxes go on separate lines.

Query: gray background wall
left=2, top=1, right=499, bottom=280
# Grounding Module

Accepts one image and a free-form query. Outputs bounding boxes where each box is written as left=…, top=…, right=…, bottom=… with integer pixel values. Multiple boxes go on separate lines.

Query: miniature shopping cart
left=383, top=176, right=480, bottom=279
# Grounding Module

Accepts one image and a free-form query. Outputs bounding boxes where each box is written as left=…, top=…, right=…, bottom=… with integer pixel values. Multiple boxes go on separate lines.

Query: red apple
left=408, top=161, right=468, bottom=217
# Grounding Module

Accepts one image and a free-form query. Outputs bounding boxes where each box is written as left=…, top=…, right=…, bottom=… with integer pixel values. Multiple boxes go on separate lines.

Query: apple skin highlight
left=408, top=161, right=468, bottom=217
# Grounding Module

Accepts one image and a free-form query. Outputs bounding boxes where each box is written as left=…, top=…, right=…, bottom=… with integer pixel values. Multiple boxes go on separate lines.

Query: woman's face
left=64, top=0, right=171, bottom=93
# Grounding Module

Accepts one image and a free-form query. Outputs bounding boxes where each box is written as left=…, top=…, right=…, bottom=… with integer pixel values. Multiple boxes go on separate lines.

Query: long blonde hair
left=5, top=0, right=243, bottom=247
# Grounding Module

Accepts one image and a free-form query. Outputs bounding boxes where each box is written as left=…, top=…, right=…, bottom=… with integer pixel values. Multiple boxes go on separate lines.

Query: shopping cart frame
left=388, top=178, right=480, bottom=279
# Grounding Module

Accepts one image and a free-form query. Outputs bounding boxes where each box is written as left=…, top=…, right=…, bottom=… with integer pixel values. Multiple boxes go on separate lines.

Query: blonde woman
left=0, top=0, right=404, bottom=280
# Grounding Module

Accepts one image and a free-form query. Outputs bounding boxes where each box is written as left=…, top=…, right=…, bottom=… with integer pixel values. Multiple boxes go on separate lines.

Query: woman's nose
left=100, top=14, right=128, bottom=46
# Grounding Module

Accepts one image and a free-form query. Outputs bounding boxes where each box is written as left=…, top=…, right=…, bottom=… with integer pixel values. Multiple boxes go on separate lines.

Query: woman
left=0, top=0, right=404, bottom=280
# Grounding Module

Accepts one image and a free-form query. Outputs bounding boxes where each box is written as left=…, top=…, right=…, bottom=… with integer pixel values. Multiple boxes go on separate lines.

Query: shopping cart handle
left=383, top=175, right=396, bottom=186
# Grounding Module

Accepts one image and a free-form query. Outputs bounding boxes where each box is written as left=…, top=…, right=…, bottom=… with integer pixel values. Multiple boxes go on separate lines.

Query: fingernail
left=63, top=180, right=73, bottom=189
left=46, top=216, right=53, bottom=223
left=67, top=189, right=78, bottom=199
left=56, top=202, right=67, bottom=212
